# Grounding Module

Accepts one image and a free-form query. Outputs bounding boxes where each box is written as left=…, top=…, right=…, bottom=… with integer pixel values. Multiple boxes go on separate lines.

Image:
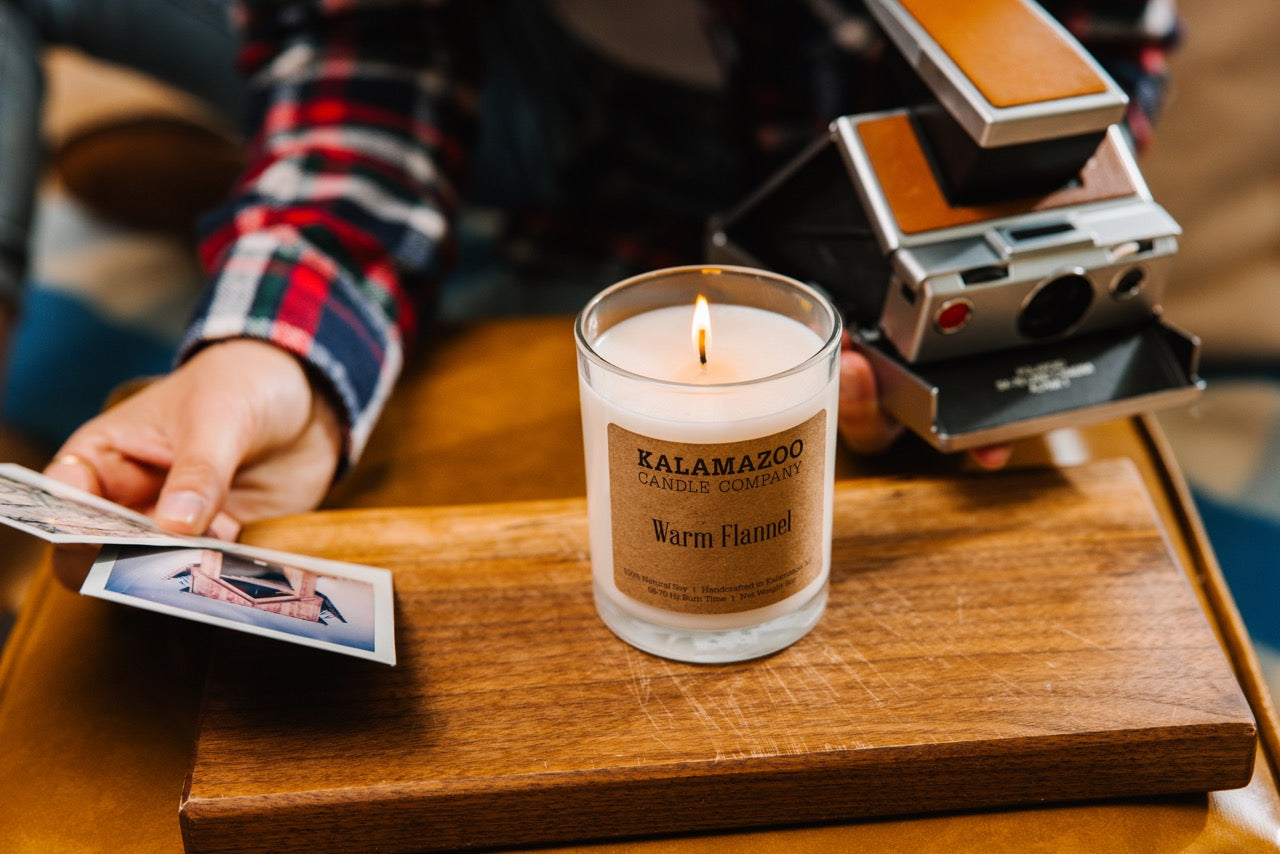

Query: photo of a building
left=83, top=545, right=389, bottom=662
left=186, top=549, right=346, bottom=625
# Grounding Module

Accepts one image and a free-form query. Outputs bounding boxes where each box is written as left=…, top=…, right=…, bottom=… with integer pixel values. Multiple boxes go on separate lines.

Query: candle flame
left=692, top=294, right=711, bottom=365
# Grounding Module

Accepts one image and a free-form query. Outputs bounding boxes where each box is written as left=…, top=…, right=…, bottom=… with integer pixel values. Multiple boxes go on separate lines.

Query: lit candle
left=602, top=296, right=818, bottom=385
left=693, top=293, right=710, bottom=366
left=576, top=266, right=842, bottom=663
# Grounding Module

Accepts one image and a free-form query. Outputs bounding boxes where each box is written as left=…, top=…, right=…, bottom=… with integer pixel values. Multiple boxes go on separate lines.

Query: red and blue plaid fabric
left=191, top=0, right=1179, bottom=470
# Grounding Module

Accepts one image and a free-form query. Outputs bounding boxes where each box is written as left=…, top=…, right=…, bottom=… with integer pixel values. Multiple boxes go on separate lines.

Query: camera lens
left=1018, top=272, right=1093, bottom=340
left=1111, top=266, right=1146, bottom=300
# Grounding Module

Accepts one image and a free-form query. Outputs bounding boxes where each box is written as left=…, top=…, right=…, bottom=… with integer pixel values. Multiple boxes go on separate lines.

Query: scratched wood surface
left=179, top=457, right=1256, bottom=854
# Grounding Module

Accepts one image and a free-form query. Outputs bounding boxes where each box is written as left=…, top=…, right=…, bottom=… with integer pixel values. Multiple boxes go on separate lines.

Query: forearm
left=191, top=0, right=482, bottom=469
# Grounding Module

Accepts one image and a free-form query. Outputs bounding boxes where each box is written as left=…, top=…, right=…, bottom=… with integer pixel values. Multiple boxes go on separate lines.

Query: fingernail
left=158, top=490, right=208, bottom=529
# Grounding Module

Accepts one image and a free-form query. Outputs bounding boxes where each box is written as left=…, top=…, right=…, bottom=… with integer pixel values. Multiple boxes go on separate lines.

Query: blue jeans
left=0, top=0, right=241, bottom=303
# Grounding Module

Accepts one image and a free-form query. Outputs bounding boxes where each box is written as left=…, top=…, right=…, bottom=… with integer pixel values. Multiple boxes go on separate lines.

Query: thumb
left=155, top=459, right=232, bottom=536
left=837, top=347, right=902, bottom=454
left=154, top=415, right=249, bottom=536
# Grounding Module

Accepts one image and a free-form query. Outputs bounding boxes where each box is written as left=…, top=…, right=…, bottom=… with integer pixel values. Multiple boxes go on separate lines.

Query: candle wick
left=698, top=328, right=707, bottom=365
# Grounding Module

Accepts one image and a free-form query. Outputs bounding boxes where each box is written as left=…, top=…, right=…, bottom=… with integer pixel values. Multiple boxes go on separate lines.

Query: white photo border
left=0, top=463, right=200, bottom=546
left=83, top=543, right=397, bottom=666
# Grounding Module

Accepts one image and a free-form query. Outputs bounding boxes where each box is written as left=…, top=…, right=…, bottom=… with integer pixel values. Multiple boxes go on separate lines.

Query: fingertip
left=838, top=348, right=903, bottom=454
left=208, top=511, right=242, bottom=542
left=839, top=347, right=875, bottom=405
left=970, top=443, right=1014, bottom=471
left=154, top=443, right=238, bottom=535
left=156, top=488, right=215, bottom=535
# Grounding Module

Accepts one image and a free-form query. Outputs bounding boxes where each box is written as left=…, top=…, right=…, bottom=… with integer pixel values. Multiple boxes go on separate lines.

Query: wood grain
left=180, top=458, right=1256, bottom=853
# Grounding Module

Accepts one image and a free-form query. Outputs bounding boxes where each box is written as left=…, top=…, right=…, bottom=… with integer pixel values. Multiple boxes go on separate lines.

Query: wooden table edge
left=2, top=413, right=1277, bottom=851
left=1135, top=413, right=1279, bottom=773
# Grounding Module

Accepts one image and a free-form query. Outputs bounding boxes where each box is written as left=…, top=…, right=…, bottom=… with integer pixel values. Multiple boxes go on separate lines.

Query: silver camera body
left=851, top=122, right=1182, bottom=364
left=707, top=0, right=1202, bottom=452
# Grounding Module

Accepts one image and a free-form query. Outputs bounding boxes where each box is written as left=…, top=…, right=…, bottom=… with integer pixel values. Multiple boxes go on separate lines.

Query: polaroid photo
left=0, top=462, right=201, bottom=546
left=82, top=543, right=396, bottom=665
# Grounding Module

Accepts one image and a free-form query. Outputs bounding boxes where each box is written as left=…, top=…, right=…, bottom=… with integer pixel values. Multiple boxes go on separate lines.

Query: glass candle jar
left=575, top=265, right=842, bottom=663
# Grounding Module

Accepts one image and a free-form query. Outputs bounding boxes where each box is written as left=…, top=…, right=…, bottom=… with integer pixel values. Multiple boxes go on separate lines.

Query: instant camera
left=708, top=0, right=1203, bottom=451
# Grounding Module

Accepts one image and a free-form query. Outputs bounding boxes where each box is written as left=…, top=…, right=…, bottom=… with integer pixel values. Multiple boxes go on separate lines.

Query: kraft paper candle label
left=607, top=412, right=826, bottom=614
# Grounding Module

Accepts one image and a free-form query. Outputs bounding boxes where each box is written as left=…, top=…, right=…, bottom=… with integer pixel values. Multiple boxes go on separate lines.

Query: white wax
left=595, top=303, right=821, bottom=385
left=580, top=302, right=839, bottom=632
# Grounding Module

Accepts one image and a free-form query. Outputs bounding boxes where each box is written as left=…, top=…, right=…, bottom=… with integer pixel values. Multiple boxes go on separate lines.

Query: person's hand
left=837, top=332, right=1011, bottom=470
left=43, top=339, right=344, bottom=587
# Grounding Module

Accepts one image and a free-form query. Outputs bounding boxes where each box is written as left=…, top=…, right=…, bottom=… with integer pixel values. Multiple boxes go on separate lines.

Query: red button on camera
left=934, top=299, right=973, bottom=334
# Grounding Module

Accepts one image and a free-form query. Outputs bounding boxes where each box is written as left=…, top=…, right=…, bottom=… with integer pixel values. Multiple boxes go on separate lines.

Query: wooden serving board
left=179, top=459, right=1256, bottom=853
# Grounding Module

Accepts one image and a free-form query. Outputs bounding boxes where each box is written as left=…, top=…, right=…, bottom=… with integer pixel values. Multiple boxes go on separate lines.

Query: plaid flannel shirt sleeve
left=186, top=0, right=480, bottom=471
left=1044, top=0, right=1182, bottom=150
left=184, top=0, right=1177, bottom=477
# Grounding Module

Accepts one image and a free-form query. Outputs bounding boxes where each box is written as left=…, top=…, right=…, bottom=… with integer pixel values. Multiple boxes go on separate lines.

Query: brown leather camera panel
left=898, top=0, right=1109, bottom=108
left=856, top=113, right=1138, bottom=235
